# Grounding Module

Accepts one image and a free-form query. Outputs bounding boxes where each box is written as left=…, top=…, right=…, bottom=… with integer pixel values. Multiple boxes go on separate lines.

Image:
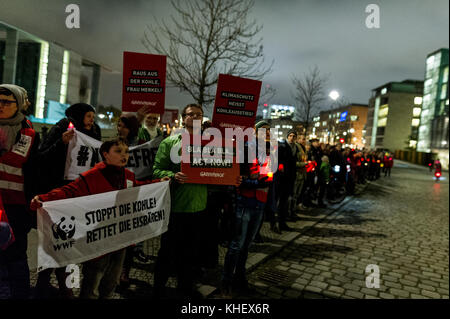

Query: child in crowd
left=30, top=138, right=169, bottom=299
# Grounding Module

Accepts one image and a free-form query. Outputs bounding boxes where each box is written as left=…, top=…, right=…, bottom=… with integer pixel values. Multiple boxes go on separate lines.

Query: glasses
left=184, top=112, right=203, bottom=118
left=0, top=99, right=17, bottom=106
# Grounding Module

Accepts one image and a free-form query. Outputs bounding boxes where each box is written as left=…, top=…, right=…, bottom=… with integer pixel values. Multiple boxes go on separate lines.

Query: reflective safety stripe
left=0, top=163, right=23, bottom=176
left=0, top=180, right=24, bottom=191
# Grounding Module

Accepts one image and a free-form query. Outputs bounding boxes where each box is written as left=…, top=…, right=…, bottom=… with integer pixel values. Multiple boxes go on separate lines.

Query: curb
left=203, top=181, right=371, bottom=297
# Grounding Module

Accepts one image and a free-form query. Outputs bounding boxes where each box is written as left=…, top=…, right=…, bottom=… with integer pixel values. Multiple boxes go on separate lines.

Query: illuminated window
left=315, top=122, right=320, bottom=127
left=350, top=115, right=358, bottom=121
left=36, top=41, right=49, bottom=118
left=378, top=107, right=389, bottom=118
left=411, top=119, right=420, bottom=127
left=414, top=97, right=423, bottom=105
left=443, top=66, right=449, bottom=83
left=381, top=88, right=387, bottom=95
left=409, top=140, right=417, bottom=148
left=441, top=84, right=447, bottom=100
left=413, top=107, right=421, bottom=117
left=59, top=50, right=70, bottom=104
left=322, top=121, right=326, bottom=126
left=335, top=119, right=339, bottom=124
left=378, top=118, right=387, bottom=127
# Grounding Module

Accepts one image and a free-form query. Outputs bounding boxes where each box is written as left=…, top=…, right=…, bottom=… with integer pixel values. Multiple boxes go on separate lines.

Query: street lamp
left=329, top=90, right=340, bottom=101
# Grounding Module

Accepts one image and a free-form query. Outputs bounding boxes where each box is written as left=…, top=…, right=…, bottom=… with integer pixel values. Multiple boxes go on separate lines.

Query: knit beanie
left=286, top=129, right=297, bottom=138
left=0, top=84, right=25, bottom=113
left=119, top=112, right=139, bottom=140
left=255, top=120, right=270, bottom=130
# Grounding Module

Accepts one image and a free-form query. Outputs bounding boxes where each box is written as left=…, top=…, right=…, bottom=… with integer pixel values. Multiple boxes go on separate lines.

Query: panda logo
left=52, top=216, right=76, bottom=240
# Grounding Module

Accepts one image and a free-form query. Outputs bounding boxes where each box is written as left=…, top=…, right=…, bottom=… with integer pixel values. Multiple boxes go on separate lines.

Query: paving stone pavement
left=246, top=162, right=449, bottom=299
left=1, top=161, right=448, bottom=299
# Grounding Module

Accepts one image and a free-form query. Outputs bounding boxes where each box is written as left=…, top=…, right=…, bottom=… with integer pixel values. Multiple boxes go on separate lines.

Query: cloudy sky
left=1, top=0, right=448, bottom=114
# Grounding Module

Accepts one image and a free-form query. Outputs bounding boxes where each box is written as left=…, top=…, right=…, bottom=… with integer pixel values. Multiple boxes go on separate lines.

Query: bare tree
left=292, top=66, right=328, bottom=134
left=142, top=0, right=273, bottom=113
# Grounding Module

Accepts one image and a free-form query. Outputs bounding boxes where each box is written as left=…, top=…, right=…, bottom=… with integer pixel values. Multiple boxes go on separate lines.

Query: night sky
left=1, top=0, right=448, bottom=115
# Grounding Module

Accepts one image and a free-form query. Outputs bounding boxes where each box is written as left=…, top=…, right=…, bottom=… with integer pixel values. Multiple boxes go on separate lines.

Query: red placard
left=212, top=74, right=262, bottom=135
left=161, top=109, right=179, bottom=126
left=181, top=137, right=239, bottom=185
left=122, top=51, right=166, bottom=112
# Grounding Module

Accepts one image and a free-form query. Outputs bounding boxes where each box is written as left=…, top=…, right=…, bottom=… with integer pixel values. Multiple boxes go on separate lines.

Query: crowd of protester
left=1, top=84, right=397, bottom=300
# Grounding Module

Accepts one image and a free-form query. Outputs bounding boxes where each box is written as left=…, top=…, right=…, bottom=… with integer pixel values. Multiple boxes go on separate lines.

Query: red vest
left=0, top=127, right=36, bottom=205
left=80, top=162, right=136, bottom=195
left=239, top=157, right=272, bottom=203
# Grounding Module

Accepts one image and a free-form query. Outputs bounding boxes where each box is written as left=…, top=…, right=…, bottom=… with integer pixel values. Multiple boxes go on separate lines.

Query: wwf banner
left=64, top=129, right=163, bottom=180
left=36, top=181, right=170, bottom=271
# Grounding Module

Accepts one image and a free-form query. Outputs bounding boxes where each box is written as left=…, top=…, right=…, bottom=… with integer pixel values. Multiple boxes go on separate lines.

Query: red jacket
left=35, top=162, right=158, bottom=203
left=383, top=156, right=394, bottom=168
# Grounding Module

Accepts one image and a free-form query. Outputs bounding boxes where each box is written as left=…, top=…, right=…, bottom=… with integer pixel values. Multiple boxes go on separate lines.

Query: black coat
left=278, top=140, right=298, bottom=184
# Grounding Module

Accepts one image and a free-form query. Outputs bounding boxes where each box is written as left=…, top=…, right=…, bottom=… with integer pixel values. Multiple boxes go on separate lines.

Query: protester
left=383, top=152, right=394, bottom=177
left=0, top=84, right=41, bottom=299
left=277, top=130, right=298, bottom=230
left=117, top=113, right=139, bottom=146
left=137, top=110, right=164, bottom=144
left=152, top=103, right=208, bottom=299
left=115, top=112, right=154, bottom=288
left=221, top=120, right=272, bottom=297
left=30, top=138, right=169, bottom=299
left=317, top=155, right=330, bottom=208
left=34, top=102, right=101, bottom=299
left=293, top=134, right=308, bottom=211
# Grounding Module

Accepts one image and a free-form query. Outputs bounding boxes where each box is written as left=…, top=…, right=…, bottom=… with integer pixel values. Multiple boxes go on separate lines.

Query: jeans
left=222, top=199, right=265, bottom=284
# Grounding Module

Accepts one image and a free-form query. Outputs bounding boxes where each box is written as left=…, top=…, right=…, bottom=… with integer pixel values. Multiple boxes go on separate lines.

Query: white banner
left=37, top=181, right=170, bottom=271
left=64, top=129, right=163, bottom=180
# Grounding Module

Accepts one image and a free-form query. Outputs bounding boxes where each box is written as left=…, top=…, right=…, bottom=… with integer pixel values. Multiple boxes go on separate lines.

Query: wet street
left=247, top=162, right=449, bottom=299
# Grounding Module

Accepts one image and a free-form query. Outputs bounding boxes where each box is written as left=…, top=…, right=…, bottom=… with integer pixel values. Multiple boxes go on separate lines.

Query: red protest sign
left=212, top=74, right=262, bottom=134
left=122, top=51, right=166, bottom=112
left=161, top=109, right=179, bottom=127
left=181, top=137, right=239, bottom=185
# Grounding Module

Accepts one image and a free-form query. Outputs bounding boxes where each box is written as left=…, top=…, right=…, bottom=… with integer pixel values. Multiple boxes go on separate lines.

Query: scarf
left=0, top=112, right=25, bottom=156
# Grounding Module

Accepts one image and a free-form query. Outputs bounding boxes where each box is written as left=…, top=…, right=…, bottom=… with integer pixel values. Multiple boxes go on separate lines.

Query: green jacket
left=152, top=133, right=207, bottom=213
left=320, top=162, right=330, bottom=183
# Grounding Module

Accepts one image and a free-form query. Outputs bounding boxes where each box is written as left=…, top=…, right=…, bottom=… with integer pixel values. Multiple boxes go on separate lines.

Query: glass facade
left=417, top=48, right=449, bottom=152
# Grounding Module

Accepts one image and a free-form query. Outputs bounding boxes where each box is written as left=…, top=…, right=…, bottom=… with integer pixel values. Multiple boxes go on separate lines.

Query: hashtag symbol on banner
left=77, top=146, right=90, bottom=166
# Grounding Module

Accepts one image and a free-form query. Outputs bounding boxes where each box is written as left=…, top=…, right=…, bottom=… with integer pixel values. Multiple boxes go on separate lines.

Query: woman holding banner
left=34, top=103, right=101, bottom=299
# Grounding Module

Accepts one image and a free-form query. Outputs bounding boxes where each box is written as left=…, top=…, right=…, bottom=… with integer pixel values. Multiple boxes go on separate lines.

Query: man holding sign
left=152, top=103, right=210, bottom=299
left=31, top=138, right=170, bottom=299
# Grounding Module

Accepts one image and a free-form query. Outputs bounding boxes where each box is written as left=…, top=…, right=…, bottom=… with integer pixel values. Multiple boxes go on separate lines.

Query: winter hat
left=119, top=112, right=139, bottom=140
left=255, top=120, right=270, bottom=130
left=0, top=84, right=25, bottom=113
left=286, top=129, right=297, bottom=138
left=65, top=103, right=95, bottom=129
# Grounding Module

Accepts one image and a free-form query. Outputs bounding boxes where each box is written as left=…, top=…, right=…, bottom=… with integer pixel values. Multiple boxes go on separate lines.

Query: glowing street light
left=329, top=90, right=340, bottom=101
